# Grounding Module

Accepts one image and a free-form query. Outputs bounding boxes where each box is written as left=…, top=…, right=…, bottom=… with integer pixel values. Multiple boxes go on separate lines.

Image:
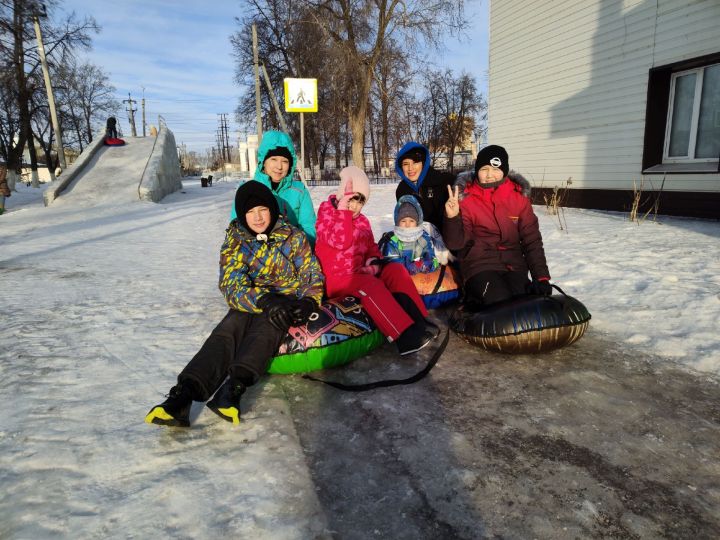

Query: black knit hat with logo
left=235, top=181, right=279, bottom=234
left=474, top=145, right=509, bottom=178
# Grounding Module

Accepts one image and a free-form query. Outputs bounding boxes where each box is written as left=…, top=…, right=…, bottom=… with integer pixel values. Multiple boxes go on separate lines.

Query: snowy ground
left=1, top=167, right=719, bottom=538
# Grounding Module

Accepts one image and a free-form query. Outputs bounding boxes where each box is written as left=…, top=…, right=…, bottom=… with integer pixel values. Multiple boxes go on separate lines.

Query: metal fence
left=304, top=174, right=396, bottom=187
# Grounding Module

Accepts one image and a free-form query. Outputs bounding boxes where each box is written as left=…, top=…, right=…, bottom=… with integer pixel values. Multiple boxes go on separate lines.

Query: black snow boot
left=145, top=383, right=194, bottom=427
left=392, top=292, right=440, bottom=348
left=396, top=322, right=436, bottom=356
left=206, top=379, right=246, bottom=425
left=424, top=319, right=441, bottom=341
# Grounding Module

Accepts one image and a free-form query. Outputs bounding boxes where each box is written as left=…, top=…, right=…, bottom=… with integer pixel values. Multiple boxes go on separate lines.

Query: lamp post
left=30, top=2, right=66, bottom=169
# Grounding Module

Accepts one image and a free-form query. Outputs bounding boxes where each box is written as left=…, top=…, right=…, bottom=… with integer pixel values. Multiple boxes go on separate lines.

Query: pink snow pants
left=325, top=262, right=428, bottom=341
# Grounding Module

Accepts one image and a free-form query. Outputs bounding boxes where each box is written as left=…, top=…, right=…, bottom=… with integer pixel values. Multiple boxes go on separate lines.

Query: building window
left=665, top=64, right=720, bottom=162
left=642, top=53, right=720, bottom=173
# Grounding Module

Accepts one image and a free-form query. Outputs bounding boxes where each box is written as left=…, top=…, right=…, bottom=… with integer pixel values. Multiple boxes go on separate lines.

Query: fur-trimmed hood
left=508, top=171, right=531, bottom=197
left=454, top=170, right=532, bottom=199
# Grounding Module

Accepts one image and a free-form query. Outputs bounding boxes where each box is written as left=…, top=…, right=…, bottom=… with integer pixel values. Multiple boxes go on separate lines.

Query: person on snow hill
left=146, top=181, right=324, bottom=427
left=315, top=166, right=440, bottom=356
left=105, top=117, right=117, bottom=139
left=230, top=130, right=316, bottom=245
left=443, top=144, right=554, bottom=309
left=379, top=195, right=452, bottom=275
left=395, top=141, right=456, bottom=230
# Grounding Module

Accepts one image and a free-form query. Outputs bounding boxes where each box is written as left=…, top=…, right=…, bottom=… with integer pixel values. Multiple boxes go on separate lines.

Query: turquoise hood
left=254, top=130, right=298, bottom=185
left=230, top=130, right=316, bottom=244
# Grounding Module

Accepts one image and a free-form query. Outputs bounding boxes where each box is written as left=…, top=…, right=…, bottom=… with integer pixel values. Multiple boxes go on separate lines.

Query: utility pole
left=260, top=63, right=288, bottom=133
left=141, top=86, right=146, bottom=137
left=252, top=24, right=262, bottom=140
left=216, top=125, right=224, bottom=162
left=216, top=129, right=225, bottom=163
left=123, top=93, right=137, bottom=137
left=217, top=114, right=232, bottom=162
left=218, top=115, right=225, bottom=162
left=222, top=114, right=231, bottom=162
left=31, top=3, right=66, bottom=169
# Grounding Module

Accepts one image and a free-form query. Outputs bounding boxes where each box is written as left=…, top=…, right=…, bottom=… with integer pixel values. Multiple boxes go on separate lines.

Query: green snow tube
left=268, top=296, right=385, bottom=374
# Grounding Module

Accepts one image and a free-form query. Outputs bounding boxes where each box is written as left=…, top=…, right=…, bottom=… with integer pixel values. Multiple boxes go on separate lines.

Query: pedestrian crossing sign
left=284, top=78, right=318, bottom=113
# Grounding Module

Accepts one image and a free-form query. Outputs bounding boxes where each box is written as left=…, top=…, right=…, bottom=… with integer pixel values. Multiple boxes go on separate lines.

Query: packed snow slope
left=1, top=173, right=719, bottom=539
left=54, top=137, right=157, bottom=207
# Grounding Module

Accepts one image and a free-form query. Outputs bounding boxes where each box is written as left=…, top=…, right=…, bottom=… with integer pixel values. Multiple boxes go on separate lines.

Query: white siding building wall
left=488, top=0, right=720, bottom=194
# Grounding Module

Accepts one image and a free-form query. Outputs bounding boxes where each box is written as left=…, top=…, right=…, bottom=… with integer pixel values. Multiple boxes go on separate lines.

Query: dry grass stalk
left=543, top=177, right=572, bottom=232
left=629, top=175, right=665, bottom=225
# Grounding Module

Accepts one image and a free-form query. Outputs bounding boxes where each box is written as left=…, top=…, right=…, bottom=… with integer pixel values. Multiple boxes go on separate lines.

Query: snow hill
left=53, top=137, right=157, bottom=207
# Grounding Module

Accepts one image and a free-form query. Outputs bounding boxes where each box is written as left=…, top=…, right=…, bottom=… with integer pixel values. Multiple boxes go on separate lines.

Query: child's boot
left=145, top=383, right=194, bottom=427
left=206, top=380, right=246, bottom=425
left=392, top=292, right=441, bottom=344
left=396, top=322, right=435, bottom=356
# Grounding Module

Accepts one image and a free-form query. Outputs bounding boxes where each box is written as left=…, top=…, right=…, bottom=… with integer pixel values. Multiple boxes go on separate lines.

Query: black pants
left=464, top=270, right=529, bottom=308
left=178, top=309, right=285, bottom=401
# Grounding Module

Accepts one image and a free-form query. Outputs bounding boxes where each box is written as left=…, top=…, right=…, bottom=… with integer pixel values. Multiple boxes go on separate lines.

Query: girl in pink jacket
left=315, top=166, right=438, bottom=355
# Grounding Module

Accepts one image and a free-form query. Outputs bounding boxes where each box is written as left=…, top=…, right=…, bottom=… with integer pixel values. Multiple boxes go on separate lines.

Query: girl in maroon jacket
left=315, top=166, right=439, bottom=355
left=443, top=145, right=553, bottom=308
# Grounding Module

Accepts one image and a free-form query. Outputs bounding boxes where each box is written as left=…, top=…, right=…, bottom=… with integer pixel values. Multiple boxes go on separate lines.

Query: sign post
left=283, top=78, right=317, bottom=180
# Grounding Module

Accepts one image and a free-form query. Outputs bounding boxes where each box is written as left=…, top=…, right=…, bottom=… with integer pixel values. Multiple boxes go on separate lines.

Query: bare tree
left=232, top=0, right=466, bottom=172
left=388, top=69, right=485, bottom=171
left=231, top=0, right=297, bottom=132
left=0, top=78, right=22, bottom=170
left=396, top=89, right=439, bottom=161
left=425, top=70, right=483, bottom=171
left=56, top=59, right=119, bottom=149
left=371, top=37, right=411, bottom=171
left=232, top=0, right=352, bottom=176
left=306, top=0, right=466, bottom=166
left=0, top=0, right=97, bottom=189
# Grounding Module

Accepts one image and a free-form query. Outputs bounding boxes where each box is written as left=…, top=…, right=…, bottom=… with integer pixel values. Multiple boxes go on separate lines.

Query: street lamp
left=30, top=2, right=66, bottom=169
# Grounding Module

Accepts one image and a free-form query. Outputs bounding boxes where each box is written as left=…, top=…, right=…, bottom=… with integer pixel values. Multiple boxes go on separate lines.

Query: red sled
left=105, top=137, right=125, bottom=146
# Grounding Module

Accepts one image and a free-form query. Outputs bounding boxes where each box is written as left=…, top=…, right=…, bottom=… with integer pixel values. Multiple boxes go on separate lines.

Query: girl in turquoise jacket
left=230, top=130, right=317, bottom=245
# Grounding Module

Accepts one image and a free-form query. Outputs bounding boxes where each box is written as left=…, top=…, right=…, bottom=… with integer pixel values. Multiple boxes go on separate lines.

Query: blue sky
left=59, top=0, right=488, bottom=153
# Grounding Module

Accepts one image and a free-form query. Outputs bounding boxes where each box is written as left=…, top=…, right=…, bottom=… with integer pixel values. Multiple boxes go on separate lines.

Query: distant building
left=489, top=0, right=719, bottom=218
left=238, top=134, right=259, bottom=174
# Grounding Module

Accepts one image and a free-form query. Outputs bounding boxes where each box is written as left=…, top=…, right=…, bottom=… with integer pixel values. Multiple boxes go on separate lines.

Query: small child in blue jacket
left=379, top=195, right=451, bottom=275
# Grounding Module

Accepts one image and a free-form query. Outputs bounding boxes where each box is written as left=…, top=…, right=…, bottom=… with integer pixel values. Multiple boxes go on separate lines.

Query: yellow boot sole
left=145, top=406, right=190, bottom=427
left=208, top=405, right=240, bottom=426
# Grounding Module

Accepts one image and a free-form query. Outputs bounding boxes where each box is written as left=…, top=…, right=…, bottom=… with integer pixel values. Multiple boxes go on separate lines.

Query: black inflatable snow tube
left=450, top=291, right=591, bottom=354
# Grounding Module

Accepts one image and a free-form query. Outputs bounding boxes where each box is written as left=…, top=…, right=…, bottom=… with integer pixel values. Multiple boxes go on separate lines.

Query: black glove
left=287, top=297, right=318, bottom=326
left=527, top=279, right=553, bottom=296
left=257, top=294, right=295, bottom=332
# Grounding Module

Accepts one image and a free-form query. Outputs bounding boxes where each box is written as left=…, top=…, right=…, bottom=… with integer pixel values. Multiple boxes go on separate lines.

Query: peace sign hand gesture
left=445, top=185, right=460, bottom=218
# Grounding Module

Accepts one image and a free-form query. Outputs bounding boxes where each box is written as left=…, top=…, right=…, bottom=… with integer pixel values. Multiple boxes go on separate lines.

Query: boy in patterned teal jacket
left=146, top=181, right=323, bottom=427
